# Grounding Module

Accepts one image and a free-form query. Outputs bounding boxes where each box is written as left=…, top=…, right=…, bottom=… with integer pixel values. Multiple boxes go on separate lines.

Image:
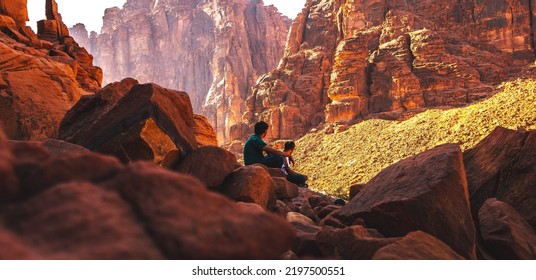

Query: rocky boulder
left=174, top=146, right=240, bottom=190
left=0, top=133, right=295, bottom=259
left=59, top=80, right=218, bottom=163
left=316, top=226, right=400, bottom=260
left=479, top=198, right=536, bottom=260
left=20, top=151, right=123, bottom=198
left=373, top=231, right=464, bottom=260
left=220, top=165, right=276, bottom=210
left=336, top=144, right=476, bottom=259
left=3, top=181, right=164, bottom=259
left=464, top=127, right=536, bottom=228
left=109, top=162, right=294, bottom=259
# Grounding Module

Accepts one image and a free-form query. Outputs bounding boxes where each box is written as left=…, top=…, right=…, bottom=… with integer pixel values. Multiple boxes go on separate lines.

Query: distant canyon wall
left=240, top=0, right=536, bottom=141
left=70, top=0, right=291, bottom=143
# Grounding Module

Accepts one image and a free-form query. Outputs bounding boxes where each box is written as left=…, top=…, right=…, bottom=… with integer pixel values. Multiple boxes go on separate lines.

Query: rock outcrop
left=372, top=231, right=465, bottom=260
left=0, top=129, right=295, bottom=259
left=0, top=0, right=102, bottom=140
left=478, top=198, right=536, bottom=260
left=336, top=144, right=476, bottom=259
left=59, top=78, right=217, bottom=163
left=70, top=0, right=291, bottom=143
left=242, top=0, right=536, bottom=141
left=464, top=127, right=536, bottom=228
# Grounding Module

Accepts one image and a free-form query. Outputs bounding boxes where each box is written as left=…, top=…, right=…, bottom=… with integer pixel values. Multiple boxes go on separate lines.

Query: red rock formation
left=373, top=231, right=465, bottom=260
left=0, top=133, right=295, bottom=259
left=316, top=225, right=401, bottom=259
left=336, top=144, right=477, bottom=259
left=479, top=198, right=536, bottom=260
left=0, top=0, right=28, bottom=25
left=0, top=0, right=102, bottom=140
left=243, top=0, right=536, bottom=141
left=174, top=146, right=241, bottom=190
left=220, top=165, right=277, bottom=210
left=59, top=79, right=218, bottom=163
left=70, top=0, right=291, bottom=143
left=464, top=127, right=536, bottom=228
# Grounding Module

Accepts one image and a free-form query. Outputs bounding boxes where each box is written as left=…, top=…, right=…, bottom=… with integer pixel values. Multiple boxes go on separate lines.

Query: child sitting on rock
left=281, top=141, right=308, bottom=187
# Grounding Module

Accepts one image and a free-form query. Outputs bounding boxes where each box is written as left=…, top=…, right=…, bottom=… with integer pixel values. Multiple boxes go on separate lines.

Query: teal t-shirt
left=243, top=134, right=267, bottom=165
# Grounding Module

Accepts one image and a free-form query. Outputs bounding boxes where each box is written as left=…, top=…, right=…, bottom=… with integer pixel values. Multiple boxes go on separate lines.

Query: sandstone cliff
left=0, top=0, right=102, bottom=140
left=241, top=0, right=536, bottom=141
left=70, top=0, right=291, bottom=143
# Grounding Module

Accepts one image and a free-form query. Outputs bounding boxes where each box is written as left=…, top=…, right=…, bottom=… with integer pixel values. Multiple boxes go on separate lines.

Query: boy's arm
left=263, top=146, right=292, bottom=158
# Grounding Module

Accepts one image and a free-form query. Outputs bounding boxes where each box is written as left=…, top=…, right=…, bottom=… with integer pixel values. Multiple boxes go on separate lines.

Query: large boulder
left=316, top=226, right=400, bottom=259
left=286, top=212, right=322, bottom=257
left=175, top=146, right=240, bottom=190
left=464, top=127, right=536, bottom=228
left=336, top=144, right=476, bottom=259
left=20, top=151, right=123, bottom=198
left=2, top=181, right=164, bottom=259
left=220, top=165, right=277, bottom=210
left=273, top=177, right=299, bottom=199
left=59, top=80, right=217, bottom=163
left=109, top=162, right=294, bottom=259
left=373, top=231, right=464, bottom=260
left=479, top=198, right=536, bottom=260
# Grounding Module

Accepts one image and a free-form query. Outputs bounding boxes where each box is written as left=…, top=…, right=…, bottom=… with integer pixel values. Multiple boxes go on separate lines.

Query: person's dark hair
left=254, top=121, right=269, bottom=135
left=284, top=141, right=296, bottom=151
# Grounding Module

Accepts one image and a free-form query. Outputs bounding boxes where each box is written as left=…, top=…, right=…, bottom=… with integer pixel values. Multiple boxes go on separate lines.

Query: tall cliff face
left=242, top=0, right=536, bottom=141
left=71, top=0, right=290, bottom=143
left=0, top=0, right=102, bottom=140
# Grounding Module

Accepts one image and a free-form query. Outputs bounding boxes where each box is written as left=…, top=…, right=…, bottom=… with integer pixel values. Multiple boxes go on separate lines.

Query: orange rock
left=0, top=0, right=28, bottom=25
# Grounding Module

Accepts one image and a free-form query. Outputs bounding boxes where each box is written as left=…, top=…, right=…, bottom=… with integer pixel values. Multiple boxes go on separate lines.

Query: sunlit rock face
left=70, top=0, right=291, bottom=143
left=0, top=0, right=102, bottom=140
left=242, top=0, right=536, bottom=141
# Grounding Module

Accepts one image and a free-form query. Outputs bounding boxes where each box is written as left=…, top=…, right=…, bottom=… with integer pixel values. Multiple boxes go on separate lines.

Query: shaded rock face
left=316, top=226, right=400, bottom=260
left=242, top=0, right=536, bottom=141
left=70, top=0, right=291, bottom=143
left=220, top=165, right=276, bottom=210
left=59, top=79, right=217, bottom=163
left=464, top=127, right=536, bottom=228
left=478, top=198, right=536, bottom=260
left=336, top=144, right=476, bottom=259
left=372, top=231, right=465, bottom=260
left=0, top=134, right=295, bottom=259
left=0, top=0, right=102, bottom=141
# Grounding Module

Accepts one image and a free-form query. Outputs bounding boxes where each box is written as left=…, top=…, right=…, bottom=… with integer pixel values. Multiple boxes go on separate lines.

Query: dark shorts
left=259, top=155, right=284, bottom=169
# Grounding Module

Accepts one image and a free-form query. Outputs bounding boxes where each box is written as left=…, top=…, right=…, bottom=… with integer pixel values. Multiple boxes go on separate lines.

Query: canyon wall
left=0, top=0, right=102, bottom=140
left=241, top=0, right=536, bottom=141
left=71, top=0, right=291, bottom=143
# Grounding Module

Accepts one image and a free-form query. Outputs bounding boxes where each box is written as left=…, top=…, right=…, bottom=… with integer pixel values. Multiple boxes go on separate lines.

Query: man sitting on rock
left=281, top=141, right=308, bottom=187
left=244, top=121, right=293, bottom=168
